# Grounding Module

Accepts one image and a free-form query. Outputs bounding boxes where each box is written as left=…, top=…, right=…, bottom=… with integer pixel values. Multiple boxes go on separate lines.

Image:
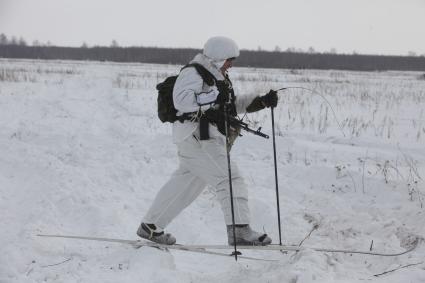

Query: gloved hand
left=260, top=89, right=278, bottom=108
left=216, top=80, right=230, bottom=95
left=215, top=81, right=230, bottom=106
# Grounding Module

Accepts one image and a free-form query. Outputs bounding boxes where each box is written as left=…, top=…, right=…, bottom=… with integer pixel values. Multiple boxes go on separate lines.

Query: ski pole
left=224, top=102, right=239, bottom=260
left=271, top=106, right=283, bottom=245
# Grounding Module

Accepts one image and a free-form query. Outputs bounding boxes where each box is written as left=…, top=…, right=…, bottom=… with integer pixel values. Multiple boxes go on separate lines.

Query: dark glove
left=216, top=80, right=229, bottom=94
left=260, top=89, right=278, bottom=108
left=215, top=81, right=230, bottom=105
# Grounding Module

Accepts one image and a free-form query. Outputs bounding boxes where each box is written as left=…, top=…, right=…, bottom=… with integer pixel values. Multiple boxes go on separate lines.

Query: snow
left=1, top=58, right=425, bottom=282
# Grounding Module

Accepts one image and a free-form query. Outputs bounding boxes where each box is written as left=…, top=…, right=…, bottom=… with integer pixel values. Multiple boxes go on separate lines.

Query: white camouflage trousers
left=143, top=134, right=250, bottom=228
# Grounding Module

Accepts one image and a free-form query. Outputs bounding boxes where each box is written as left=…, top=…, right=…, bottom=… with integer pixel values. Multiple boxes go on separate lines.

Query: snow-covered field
left=1, top=58, right=424, bottom=283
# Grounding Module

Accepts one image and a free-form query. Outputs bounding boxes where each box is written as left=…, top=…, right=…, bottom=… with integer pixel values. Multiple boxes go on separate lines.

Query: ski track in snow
left=1, top=58, right=425, bottom=283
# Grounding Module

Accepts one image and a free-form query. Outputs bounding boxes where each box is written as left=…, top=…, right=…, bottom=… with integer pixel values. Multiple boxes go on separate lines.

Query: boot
left=137, top=223, right=176, bottom=245
left=227, top=224, right=272, bottom=246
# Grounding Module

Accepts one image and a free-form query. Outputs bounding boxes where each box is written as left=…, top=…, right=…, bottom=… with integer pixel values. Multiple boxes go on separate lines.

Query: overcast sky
left=1, top=0, right=424, bottom=56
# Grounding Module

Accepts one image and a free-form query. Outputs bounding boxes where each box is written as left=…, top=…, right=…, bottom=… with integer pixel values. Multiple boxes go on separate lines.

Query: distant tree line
left=0, top=33, right=28, bottom=46
left=1, top=35, right=424, bottom=71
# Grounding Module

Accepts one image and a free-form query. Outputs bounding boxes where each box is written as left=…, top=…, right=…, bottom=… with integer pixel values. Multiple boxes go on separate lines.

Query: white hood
left=190, top=53, right=225, bottom=81
left=203, top=36, right=239, bottom=61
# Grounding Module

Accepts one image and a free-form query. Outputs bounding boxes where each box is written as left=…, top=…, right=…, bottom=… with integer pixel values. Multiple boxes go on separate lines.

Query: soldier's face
left=220, top=58, right=235, bottom=73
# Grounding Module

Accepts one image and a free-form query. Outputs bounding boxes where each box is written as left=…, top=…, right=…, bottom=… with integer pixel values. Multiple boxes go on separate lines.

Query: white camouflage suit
left=143, top=38, right=258, bottom=229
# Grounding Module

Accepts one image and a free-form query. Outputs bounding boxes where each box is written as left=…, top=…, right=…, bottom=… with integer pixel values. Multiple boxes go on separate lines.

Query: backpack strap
left=181, top=63, right=216, bottom=86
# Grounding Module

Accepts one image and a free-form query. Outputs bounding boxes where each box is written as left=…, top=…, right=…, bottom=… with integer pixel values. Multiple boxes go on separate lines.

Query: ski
left=37, top=234, right=418, bottom=257
left=183, top=243, right=418, bottom=257
left=37, top=234, right=277, bottom=261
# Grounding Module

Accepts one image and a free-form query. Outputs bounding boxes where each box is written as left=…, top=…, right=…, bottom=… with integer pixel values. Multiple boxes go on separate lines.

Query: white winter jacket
left=172, top=54, right=257, bottom=143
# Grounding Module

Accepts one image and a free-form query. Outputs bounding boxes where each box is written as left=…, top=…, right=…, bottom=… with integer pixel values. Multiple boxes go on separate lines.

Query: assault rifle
left=228, top=116, right=269, bottom=139
left=201, top=109, right=269, bottom=140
